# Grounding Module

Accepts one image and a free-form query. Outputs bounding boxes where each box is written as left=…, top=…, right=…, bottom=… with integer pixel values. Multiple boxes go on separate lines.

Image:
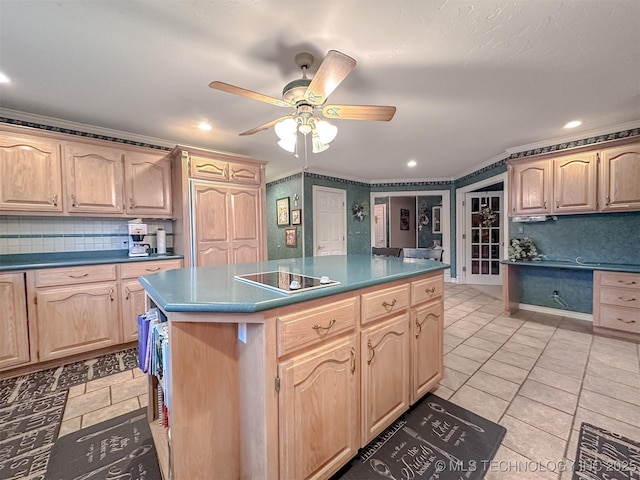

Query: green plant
left=508, top=237, right=541, bottom=261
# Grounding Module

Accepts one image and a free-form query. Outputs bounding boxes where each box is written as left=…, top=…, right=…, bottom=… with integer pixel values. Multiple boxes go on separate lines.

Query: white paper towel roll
left=157, top=228, right=166, bottom=255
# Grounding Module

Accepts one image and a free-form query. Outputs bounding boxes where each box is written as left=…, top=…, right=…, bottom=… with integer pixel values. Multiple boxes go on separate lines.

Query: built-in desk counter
left=139, top=255, right=449, bottom=480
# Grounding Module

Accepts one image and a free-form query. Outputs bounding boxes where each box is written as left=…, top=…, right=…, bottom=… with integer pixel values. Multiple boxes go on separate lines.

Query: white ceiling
left=1, top=1, right=639, bottom=183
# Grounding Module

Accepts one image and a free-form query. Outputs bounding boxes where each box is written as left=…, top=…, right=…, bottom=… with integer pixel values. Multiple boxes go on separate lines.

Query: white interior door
left=374, top=204, right=387, bottom=248
left=313, top=186, right=346, bottom=256
left=465, top=192, right=504, bottom=285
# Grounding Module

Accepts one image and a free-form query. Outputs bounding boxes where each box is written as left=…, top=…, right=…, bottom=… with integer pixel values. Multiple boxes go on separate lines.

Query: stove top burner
left=234, top=271, right=340, bottom=294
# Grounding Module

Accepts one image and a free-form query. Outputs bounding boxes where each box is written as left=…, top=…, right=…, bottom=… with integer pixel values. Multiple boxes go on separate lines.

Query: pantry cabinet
left=0, top=132, right=63, bottom=213
left=0, top=273, right=30, bottom=370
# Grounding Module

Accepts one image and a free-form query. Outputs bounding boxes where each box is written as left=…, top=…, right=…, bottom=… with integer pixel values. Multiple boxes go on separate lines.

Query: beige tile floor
left=56, top=283, right=640, bottom=480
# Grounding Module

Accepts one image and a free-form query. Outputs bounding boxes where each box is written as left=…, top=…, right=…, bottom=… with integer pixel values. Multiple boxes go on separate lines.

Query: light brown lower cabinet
left=278, top=336, right=359, bottom=480
left=36, top=282, right=120, bottom=361
left=145, top=270, right=445, bottom=480
left=0, top=272, right=30, bottom=370
left=593, top=271, right=640, bottom=341
left=360, top=313, right=410, bottom=444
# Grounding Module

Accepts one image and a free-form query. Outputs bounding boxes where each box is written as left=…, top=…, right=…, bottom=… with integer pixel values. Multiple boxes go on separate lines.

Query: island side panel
left=238, top=318, right=279, bottom=480
left=169, top=320, right=240, bottom=480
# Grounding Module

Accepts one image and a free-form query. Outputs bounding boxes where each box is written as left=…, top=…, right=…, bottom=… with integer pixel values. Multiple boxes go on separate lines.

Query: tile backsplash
left=0, top=216, right=174, bottom=254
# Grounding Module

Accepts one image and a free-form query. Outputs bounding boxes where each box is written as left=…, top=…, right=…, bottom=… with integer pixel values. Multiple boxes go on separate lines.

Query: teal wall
left=509, top=211, right=640, bottom=313
left=302, top=173, right=371, bottom=256
left=266, top=173, right=303, bottom=260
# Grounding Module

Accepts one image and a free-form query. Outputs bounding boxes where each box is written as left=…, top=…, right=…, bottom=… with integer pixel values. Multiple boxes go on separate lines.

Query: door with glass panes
left=465, top=192, right=503, bottom=285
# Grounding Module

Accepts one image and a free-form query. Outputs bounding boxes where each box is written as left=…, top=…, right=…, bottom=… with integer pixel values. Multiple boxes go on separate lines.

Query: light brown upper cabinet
left=508, top=139, right=639, bottom=216
left=124, top=151, right=172, bottom=217
left=0, top=132, right=63, bottom=213
left=63, top=141, right=125, bottom=214
left=599, top=142, right=640, bottom=212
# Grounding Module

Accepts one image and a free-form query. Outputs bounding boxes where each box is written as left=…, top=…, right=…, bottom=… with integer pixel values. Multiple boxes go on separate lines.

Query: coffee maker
left=128, top=223, right=150, bottom=257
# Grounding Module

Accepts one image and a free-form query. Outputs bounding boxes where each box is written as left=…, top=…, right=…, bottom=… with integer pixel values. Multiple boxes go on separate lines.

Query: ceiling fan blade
left=209, top=81, right=293, bottom=107
left=304, top=50, right=356, bottom=105
left=322, top=104, right=397, bottom=121
left=239, top=116, right=293, bottom=136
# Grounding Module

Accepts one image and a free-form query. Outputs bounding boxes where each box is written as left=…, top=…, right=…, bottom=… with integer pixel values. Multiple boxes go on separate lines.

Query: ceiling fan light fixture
left=315, top=119, right=338, bottom=144
left=277, top=137, right=297, bottom=153
left=275, top=117, right=297, bottom=140
left=312, top=132, right=330, bottom=153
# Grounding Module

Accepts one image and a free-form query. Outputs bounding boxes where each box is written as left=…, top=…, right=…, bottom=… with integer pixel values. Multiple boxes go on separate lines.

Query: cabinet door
left=0, top=133, right=63, bottom=212
left=509, top=159, right=551, bottom=215
left=0, top=273, right=30, bottom=370
left=64, top=142, right=124, bottom=214
left=120, top=279, right=145, bottom=342
left=361, top=313, right=410, bottom=444
left=553, top=152, right=597, bottom=213
left=36, top=283, right=120, bottom=361
left=228, top=161, right=262, bottom=185
left=411, top=300, right=444, bottom=403
left=279, top=336, right=359, bottom=480
left=599, top=143, right=640, bottom=211
left=228, top=187, right=263, bottom=264
left=124, top=151, right=172, bottom=216
left=192, top=182, right=230, bottom=266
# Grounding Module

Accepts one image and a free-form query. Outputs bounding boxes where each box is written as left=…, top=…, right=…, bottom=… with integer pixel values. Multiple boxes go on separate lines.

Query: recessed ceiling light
left=407, top=160, right=417, bottom=167
left=198, top=122, right=212, bottom=131
left=0, top=72, right=10, bottom=83
left=563, top=120, right=582, bottom=129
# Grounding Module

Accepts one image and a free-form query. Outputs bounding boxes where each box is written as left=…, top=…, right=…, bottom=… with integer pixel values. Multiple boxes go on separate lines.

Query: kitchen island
left=139, top=255, right=449, bottom=480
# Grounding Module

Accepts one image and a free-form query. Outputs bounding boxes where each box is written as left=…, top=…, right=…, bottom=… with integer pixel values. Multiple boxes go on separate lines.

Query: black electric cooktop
left=234, top=271, right=340, bottom=294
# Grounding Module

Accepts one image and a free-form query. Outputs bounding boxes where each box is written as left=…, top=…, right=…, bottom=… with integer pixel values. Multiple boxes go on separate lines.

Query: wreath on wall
left=352, top=202, right=367, bottom=222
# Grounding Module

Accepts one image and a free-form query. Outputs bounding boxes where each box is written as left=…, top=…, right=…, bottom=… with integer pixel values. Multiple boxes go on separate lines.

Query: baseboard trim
left=518, top=303, right=593, bottom=322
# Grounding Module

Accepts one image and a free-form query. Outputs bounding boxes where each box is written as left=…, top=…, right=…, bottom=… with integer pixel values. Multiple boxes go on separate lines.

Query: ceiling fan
left=209, top=50, right=396, bottom=154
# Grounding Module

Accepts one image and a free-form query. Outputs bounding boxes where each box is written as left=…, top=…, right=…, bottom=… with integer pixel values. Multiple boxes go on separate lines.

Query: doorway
left=464, top=191, right=504, bottom=285
left=312, top=185, right=347, bottom=256
left=374, top=204, right=387, bottom=248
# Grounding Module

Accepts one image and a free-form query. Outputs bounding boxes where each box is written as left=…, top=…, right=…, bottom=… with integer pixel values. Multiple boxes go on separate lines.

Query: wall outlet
left=120, top=239, right=129, bottom=249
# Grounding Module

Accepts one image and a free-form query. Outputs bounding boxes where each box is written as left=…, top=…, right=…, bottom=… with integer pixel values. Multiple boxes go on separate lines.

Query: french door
left=465, top=192, right=503, bottom=285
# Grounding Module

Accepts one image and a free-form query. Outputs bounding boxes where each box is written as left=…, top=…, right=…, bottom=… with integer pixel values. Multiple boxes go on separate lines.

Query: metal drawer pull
left=618, top=280, right=637, bottom=285
left=71, top=194, right=78, bottom=207
left=415, top=313, right=440, bottom=338
left=312, top=318, right=335, bottom=330
left=51, top=194, right=58, bottom=206
left=425, top=286, right=436, bottom=295
left=145, top=267, right=161, bottom=272
left=620, top=297, right=637, bottom=302
left=130, top=198, right=136, bottom=209
left=382, top=299, right=397, bottom=309
left=125, top=286, right=130, bottom=300
left=350, top=347, right=356, bottom=373
left=69, top=273, right=89, bottom=278
left=367, top=339, right=376, bottom=364
left=109, top=288, right=114, bottom=301
left=616, top=318, right=636, bottom=324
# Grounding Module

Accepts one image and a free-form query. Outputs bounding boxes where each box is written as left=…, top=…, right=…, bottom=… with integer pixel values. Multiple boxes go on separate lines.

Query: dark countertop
left=0, top=250, right=184, bottom=271
left=500, top=259, right=640, bottom=273
left=139, top=255, right=450, bottom=314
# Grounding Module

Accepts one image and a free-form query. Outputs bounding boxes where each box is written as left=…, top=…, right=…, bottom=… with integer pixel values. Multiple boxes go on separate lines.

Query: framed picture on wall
left=276, top=197, right=290, bottom=226
left=291, top=209, right=302, bottom=225
left=432, top=206, right=442, bottom=233
left=400, top=208, right=410, bottom=230
left=285, top=227, right=297, bottom=247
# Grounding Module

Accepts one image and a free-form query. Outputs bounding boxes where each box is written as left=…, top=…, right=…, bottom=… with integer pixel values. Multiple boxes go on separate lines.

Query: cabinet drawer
left=189, top=157, right=228, bottom=181
left=277, top=298, right=357, bottom=357
left=598, top=272, right=640, bottom=290
left=361, top=284, right=410, bottom=325
left=598, top=305, right=640, bottom=334
left=35, top=264, right=117, bottom=287
left=228, top=162, right=261, bottom=185
left=120, top=259, right=183, bottom=279
left=411, top=274, right=444, bottom=306
left=600, top=287, right=640, bottom=309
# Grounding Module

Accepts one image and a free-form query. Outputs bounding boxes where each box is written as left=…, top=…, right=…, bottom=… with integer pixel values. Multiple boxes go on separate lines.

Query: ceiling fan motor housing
left=282, top=78, right=311, bottom=104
